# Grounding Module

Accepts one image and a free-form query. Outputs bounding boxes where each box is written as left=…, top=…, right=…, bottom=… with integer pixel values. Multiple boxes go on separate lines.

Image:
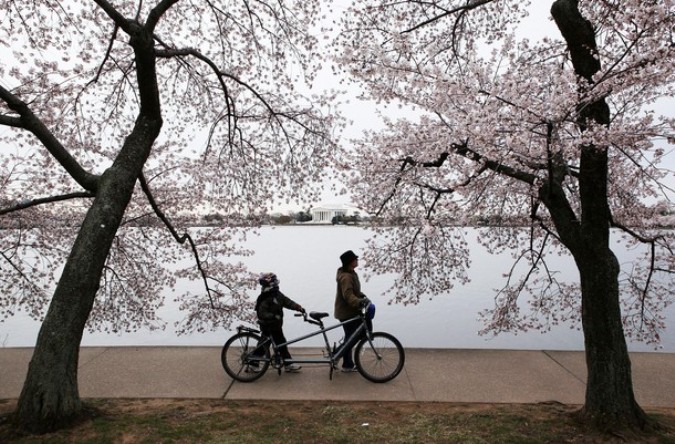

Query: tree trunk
left=13, top=16, right=163, bottom=432
left=15, top=191, right=122, bottom=432
left=574, top=143, right=646, bottom=428
left=540, top=146, right=649, bottom=431
left=576, top=247, right=646, bottom=428
left=15, top=115, right=162, bottom=433
left=547, top=0, right=647, bottom=429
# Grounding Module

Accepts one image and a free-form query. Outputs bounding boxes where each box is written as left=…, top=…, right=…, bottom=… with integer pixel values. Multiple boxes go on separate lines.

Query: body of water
left=2, top=226, right=673, bottom=352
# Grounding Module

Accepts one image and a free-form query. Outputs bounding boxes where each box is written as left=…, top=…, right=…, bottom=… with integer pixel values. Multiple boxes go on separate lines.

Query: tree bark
left=15, top=19, right=163, bottom=432
left=15, top=118, right=161, bottom=433
left=576, top=237, right=646, bottom=428
left=548, top=0, right=647, bottom=429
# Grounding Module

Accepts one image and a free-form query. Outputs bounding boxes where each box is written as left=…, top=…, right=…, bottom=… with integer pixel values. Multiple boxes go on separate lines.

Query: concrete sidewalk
left=1, top=347, right=674, bottom=407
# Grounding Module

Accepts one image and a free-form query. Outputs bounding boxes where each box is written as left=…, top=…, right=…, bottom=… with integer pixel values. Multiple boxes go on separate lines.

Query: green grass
left=1, top=399, right=674, bottom=443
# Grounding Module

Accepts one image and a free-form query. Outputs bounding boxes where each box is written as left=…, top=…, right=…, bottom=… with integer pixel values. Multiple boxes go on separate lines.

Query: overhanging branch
left=0, top=86, right=100, bottom=192
left=377, top=130, right=538, bottom=217
left=0, top=192, right=95, bottom=216
left=155, top=46, right=324, bottom=152
left=138, top=173, right=221, bottom=309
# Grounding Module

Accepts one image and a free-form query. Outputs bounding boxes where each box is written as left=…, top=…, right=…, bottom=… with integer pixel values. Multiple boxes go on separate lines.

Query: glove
left=360, top=297, right=371, bottom=307
left=299, top=307, right=306, bottom=314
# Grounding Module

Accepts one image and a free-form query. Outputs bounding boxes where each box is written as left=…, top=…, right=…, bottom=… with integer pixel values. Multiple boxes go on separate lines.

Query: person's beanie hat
left=340, top=250, right=359, bottom=266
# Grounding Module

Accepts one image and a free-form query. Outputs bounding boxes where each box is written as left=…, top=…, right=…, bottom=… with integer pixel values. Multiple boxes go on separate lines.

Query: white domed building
left=309, top=203, right=365, bottom=224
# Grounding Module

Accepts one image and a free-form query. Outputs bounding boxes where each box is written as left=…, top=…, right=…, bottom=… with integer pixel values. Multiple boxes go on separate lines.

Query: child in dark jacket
left=254, top=272, right=304, bottom=372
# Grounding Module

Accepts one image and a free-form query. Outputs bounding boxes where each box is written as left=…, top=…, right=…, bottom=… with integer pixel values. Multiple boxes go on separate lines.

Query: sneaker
left=246, top=365, right=262, bottom=373
left=284, top=363, right=302, bottom=373
left=341, top=366, right=358, bottom=373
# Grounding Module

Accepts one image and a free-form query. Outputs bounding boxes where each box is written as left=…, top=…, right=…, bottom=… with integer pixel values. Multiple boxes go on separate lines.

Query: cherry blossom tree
left=0, top=0, right=336, bottom=432
left=334, top=0, right=674, bottom=429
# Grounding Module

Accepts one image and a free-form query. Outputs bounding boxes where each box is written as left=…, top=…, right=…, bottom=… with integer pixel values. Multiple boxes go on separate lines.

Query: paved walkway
left=1, top=347, right=674, bottom=407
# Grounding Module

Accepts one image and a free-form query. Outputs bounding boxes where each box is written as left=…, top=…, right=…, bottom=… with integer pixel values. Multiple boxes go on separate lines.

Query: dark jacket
left=255, top=287, right=302, bottom=326
left=334, top=267, right=366, bottom=320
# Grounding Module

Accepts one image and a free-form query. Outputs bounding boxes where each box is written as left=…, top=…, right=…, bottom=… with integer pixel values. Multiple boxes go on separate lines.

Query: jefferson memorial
left=310, top=203, right=363, bottom=224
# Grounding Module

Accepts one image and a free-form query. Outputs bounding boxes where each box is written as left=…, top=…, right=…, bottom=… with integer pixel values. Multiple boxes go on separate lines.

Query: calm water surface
left=1, top=226, right=673, bottom=352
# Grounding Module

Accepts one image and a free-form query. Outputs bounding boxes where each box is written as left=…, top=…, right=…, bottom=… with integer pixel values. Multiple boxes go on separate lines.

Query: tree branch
left=0, top=115, right=23, bottom=128
left=147, top=0, right=180, bottom=32
left=610, top=216, right=674, bottom=326
left=138, top=173, right=221, bottom=310
left=0, top=192, right=95, bottom=216
left=0, top=250, right=48, bottom=299
left=377, top=126, right=539, bottom=217
left=0, top=86, right=100, bottom=192
left=155, top=47, right=277, bottom=119
left=402, top=0, right=496, bottom=34
left=89, top=24, right=120, bottom=86
left=155, top=46, right=326, bottom=151
left=93, top=0, right=132, bottom=32
left=551, top=0, right=600, bottom=82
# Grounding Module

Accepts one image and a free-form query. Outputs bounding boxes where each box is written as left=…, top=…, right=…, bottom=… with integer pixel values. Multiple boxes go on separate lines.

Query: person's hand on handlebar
left=294, top=307, right=306, bottom=318
left=360, top=297, right=371, bottom=307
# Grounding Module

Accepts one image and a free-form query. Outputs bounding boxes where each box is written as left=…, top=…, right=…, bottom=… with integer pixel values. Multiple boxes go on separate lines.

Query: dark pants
left=338, top=318, right=363, bottom=369
left=259, top=322, right=292, bottom=361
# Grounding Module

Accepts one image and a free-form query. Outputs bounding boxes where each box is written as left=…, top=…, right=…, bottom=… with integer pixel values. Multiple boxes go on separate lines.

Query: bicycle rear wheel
left=354, top=332, right=405, bottom=383
left=221, top=332, right=270, bottom=382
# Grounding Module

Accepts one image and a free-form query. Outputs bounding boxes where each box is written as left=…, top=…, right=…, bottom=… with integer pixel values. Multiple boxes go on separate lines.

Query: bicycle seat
left=309, top=311, right=329, bottom=321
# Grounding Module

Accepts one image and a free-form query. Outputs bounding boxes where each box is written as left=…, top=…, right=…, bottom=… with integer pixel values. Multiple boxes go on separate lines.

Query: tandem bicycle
left=221, top=302, right=405, bottom=383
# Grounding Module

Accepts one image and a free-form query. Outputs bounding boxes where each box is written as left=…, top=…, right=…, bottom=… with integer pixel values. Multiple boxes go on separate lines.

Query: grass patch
left=0, top=399, right=673, bottom=443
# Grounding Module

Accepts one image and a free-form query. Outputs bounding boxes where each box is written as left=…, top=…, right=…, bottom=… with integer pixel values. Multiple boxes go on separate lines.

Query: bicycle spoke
left=221, top=332, right=270, bottom=382
left=355, top=332, right=405, bottom=383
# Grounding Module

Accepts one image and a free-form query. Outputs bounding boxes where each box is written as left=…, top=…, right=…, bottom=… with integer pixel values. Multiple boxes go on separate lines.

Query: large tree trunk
left=574, top=142, right=646, bottom=428
left=15, top=18, right=163, bottom=429
left=538, top=153, right=647, bottom=428
left=546, top=0, right=647, bottom=429
left=15, top=115, right=161, bottom=432
left=576, top=244, right=646, bottom=427
left=13, top=14, right=164, bottom=431
left=15, top=174, right=134, bottom=432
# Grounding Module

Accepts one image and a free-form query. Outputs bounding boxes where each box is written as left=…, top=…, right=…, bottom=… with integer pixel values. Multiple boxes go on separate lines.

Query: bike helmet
left=258, top=272, right=280, bottom=288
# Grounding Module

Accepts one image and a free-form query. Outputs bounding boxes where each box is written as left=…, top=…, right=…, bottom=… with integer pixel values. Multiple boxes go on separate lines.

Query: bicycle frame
left=240, top=311, right=371, bottom=369
left=223, top=303, right=404, bottom=383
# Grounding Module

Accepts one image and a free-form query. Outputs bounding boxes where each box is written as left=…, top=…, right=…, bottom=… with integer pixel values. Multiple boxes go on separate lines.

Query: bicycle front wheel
left=354, top=331, right=405, bottom=383
left=221, top=332, right=270, bottom=382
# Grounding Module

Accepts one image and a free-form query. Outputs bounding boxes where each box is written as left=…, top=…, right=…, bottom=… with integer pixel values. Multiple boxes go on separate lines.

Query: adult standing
left=334, top=250, right=370, bottom=372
